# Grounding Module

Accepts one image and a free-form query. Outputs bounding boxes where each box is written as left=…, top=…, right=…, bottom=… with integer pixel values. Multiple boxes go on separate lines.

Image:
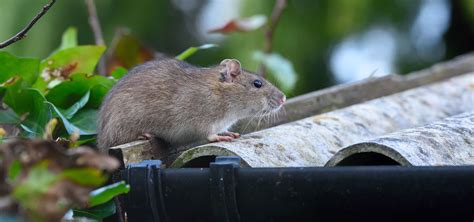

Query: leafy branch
left=258, top=0, right=288, bottom=77
left=0, top=0, right=57, bottom=49
left=85, top=0, right=107, bottom=75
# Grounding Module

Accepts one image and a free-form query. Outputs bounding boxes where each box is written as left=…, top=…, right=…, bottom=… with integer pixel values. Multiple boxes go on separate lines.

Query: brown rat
left=97, top=58, right=286, bottom=151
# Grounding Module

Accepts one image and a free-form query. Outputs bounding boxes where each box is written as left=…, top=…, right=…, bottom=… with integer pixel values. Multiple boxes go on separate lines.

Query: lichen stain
left=313, top=115, right=340, bottom=124
left=277, top=144, right=285, bottom=152
left=469, top=82, right=474, bottom=89
left=254, top=143, right=265, bottom=149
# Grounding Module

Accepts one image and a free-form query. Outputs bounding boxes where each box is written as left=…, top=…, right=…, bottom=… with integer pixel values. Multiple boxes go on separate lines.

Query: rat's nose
left=278, top=95, right=286, bottom=105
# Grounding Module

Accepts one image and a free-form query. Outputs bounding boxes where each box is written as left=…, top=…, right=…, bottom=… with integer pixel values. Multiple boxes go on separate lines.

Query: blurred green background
left=1, top=0, right=473, bottom=97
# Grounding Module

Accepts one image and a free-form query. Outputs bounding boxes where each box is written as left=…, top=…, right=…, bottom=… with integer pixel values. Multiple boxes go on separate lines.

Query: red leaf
left=106, top=28, right=156, bottom=74
left=209, top=21, right=241, bottom=33
left=208, top=15, right=267, bottom=34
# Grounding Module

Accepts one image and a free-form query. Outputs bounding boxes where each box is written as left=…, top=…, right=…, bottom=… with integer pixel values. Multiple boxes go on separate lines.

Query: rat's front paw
left=137, top=133, right=153, bottom=140
left=221, top=131, right=240, bottom=139
left=207, top=134, right=234, bottom=142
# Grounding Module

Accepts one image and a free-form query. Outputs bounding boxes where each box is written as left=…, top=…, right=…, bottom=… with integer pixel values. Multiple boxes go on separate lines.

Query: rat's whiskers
left=242, top=109, right=264, bottom=133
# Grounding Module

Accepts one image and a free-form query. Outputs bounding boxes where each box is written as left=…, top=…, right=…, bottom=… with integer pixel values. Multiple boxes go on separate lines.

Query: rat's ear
left=220, top=59, right=242, bottom=82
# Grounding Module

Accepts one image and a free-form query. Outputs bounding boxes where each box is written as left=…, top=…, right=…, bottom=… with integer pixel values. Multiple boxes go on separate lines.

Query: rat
left=97, top=58, right=286, bottom=151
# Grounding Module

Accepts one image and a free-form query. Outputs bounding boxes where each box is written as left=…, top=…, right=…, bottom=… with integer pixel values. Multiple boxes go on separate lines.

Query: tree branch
left=85, top=0, right=106, bottom=75
left=258, top=0, right=287, bottom=77
left=0, top=0, right=56, bottom=49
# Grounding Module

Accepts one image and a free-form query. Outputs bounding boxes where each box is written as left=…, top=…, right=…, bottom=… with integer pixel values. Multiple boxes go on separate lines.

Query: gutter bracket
left=122, top=160, right=168, bottom=222
left=210, top=156, right=242, bottom=222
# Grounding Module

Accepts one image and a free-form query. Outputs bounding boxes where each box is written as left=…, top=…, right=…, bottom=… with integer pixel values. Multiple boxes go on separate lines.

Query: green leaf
left=75, top=137, right=97, bottom=146
left=3, top=81, right=52, bottom=136
left=31, top=78, right=48, bottom=94
left=0, top=51, right=39, bottom=86
left=88, top=84, right=112, bottom=108
left=73, top=200, right=116, bottom=220
left=20, top=124, right=39, bottom=137
left=253, top=51, right=298, bottom=92
left=27, top=89, right=53, bottom=135
left=176, top=44, right=218, bottom=61
left=63, top=91, right=90, bottom=119
left=21, top=90, right=52, bottom=136
left=110, top=67, right=128, bottom=80
left=58, top=27, right=78, bottom=50
left=2, top=79, right=30, bottom=114
left=61, top=167, right=108, bottom=187
left=89, top=181, right=130, bottom=207
left=8, top=159, right=21, bottom=182
left=70, top=109, right=98, bottom=134
left=41, top=46, right=106, bottom=76
left=46, top=73, right=115, bottom=109
left=13, top=162, right=59, bottom=208
left=0, top=109, right=21, bottom=124
left=46, top=102, right=95, bottom=135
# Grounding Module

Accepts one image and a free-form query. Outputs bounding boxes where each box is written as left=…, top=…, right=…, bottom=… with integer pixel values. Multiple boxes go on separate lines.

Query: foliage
left=0, top=140, right=120, bottom=222
left=12, top=162, right=60, bottom=218
left=0, top=27, right=215, bottom=221
left=0, top=28, right=126, bottom=222
left=0, top=28, right=109, bottom=142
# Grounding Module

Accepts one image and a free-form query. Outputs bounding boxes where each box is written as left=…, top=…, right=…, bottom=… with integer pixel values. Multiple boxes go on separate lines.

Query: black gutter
left=119, top=157, right=474, bottom=222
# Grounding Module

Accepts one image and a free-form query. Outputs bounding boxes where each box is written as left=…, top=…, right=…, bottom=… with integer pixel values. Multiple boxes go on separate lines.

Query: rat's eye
left=253, top=79, right=262, bottom=88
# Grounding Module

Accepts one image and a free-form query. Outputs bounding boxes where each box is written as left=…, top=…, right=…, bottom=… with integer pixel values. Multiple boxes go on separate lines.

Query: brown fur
left=97, top=58, right=284, bottom=151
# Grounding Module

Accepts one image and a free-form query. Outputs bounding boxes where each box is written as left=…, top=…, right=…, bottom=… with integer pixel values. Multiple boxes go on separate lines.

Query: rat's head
left=216, top=59, right=286, bottom=118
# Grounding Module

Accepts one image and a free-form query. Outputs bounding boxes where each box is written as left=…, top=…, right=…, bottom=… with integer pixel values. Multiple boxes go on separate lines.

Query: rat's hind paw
left=207, top=134, right=234, bottom=142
